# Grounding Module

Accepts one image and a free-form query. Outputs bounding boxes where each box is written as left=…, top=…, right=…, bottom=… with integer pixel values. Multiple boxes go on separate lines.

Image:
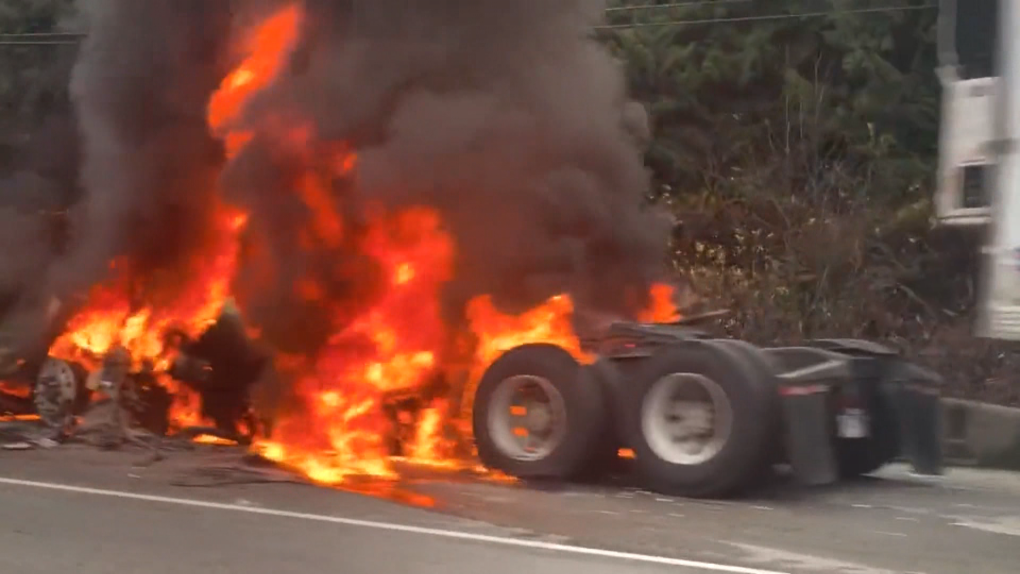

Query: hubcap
left=487, top=375, right=568, bottom=461
left=641, top=372, right=733, bottom=465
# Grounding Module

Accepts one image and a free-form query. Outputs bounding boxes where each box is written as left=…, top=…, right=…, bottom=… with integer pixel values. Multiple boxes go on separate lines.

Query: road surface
left=0, top=480, right=704, bottom=574
left=0, top=445, right=1018, bottom=573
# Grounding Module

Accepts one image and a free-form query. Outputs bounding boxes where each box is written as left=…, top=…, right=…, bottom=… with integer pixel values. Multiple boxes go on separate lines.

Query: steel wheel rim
left=641, top=372, right=733, bottom=466
left=487, top=374, right=568, bottom=462
left=34, top=358, right=79, bottom=427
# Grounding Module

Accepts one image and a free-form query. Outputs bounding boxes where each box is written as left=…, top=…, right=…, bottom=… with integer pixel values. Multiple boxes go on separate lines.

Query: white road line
left=0, top=476, right=788, bottom=574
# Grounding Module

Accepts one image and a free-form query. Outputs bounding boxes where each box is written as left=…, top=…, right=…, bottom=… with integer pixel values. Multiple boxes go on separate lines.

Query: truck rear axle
left=471, top=324, right=943, bottom=498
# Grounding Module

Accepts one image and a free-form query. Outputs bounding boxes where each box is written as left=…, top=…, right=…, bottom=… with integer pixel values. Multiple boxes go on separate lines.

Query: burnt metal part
left=381, top=372, right=452, bottom=456
left=0, top=382, right=33, bottom=415
left=0, top=306, right=266, bottom=440
left=124, top=369, right=172, bottom=436
left=70, top=347, right=165, bottom=462
left=170, top=354, right=212, bottom=384
left=169, top=313, right=269, bottom=437
left=382, top=381, right=433, bottom=457
left=86, top=347, right=133, bottom=448
left=0, top=343, right=23, bottom=378
left=0, top=398, right=29, bottom=416
left=33, top=357, right=87, bottom=430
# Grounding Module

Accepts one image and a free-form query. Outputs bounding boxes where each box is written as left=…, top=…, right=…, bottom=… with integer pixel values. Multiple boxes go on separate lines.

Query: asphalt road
left=1, top=445, right=1018, bottom=574
left=0, top=482, right=695, bottom=574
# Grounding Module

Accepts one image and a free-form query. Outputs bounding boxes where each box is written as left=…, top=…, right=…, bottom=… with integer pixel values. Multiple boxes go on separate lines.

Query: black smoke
left=224, top=0, right=672, bottom=354
left=2, top=0, right=672, bottom=363
left=62, top=0, right=234, bottom=299
left=0, top=0, right=235, bottom=357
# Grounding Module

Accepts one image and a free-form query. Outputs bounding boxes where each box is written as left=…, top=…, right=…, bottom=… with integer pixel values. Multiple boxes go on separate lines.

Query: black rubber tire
left=623, top=340, right=779, bottom=498
left=707, top=339, right=784, bottom=469
left=573, top=358, right=627, bottom=481
left=472, top=343, right=608, bottom=480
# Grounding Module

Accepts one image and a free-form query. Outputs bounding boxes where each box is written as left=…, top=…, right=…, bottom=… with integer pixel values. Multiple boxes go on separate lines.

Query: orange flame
left=638, top=283, right=680, bottom=323
left=452, top=284, right=676, bottom=443
left=404, top=400, right=458, bottom=466
left=252, top=208, right=455, bottom=484
left=208, top=4, right=303, bottom=158
left=0, top=414, right=39, bottom=422
left=48, top=206, right=247, bottom=430
left=42, top=2, right=295, bottom=431
left=0, top=381, right=31, bottom=399
left=193, top=434, right=239, bottom=446
left=467, top=293, right=592, bottom=366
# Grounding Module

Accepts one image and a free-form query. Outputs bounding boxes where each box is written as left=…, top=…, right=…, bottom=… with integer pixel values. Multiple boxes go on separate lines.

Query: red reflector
left=779, top=384, right=826, bottom=396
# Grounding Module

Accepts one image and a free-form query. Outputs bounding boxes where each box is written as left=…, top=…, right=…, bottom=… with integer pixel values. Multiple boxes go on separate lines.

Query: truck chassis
left=472, top=322, right=944, bottom=498
left=1, top=315, right=944, bottom=499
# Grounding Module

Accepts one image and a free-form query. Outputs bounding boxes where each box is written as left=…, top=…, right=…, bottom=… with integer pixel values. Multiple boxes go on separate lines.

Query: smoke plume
left=4, top=0, right=672, bottom=361
left=224, top=0, right=672, bottom=349
left=0, top=1, right=235, bottom=355
left=63, top=0, right=233, bottom=297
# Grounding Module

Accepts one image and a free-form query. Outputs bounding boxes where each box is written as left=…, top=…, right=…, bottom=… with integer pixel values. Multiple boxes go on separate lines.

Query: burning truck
left=0, top=0, right=943, bottom=497
left=1, top=287, right=945, bottom=498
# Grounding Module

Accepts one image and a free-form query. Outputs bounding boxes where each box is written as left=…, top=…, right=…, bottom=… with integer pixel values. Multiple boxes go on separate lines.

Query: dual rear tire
left=472, top=340, right=780, bottom=497
left=472, top=343, right=612, bottom=480
left=626, top=341, right=779, bottom=497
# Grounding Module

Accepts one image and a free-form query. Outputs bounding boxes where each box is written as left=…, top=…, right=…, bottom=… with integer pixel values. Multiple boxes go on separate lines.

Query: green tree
left=599, top=2, right=1018, bottom=404
left=601, top=0, right=939, bottom=205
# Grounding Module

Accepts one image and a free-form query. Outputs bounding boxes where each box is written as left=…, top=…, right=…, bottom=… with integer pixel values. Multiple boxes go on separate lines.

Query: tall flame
left=638, top=283, right=681, bottom=323
left=252, top=207, right=455, bottom=484
left=208, top=4, right=303, bottom=158
left=42, top=3, right=304, bottom=430
left=47, top=204, right=248, bottom=429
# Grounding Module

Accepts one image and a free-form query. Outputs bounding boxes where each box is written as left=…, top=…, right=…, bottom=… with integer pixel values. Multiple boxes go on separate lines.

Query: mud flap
left=766, top=348, right=852, bottom=486
left=888, top=363, right=944, bottom=475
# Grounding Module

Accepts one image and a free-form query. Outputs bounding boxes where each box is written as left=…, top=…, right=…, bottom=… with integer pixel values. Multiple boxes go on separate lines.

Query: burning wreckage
left=1, top=295, right=945, bottom=497
left=0, top=0, right=943, bottom=498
